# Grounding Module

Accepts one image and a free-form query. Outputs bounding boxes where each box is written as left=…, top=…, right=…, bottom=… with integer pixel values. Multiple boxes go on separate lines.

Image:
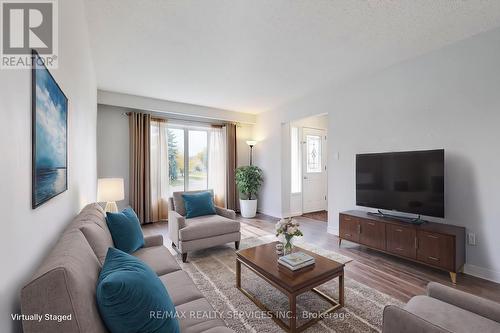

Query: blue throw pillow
left=106, top=207, right=144, bottom=253
left=96, top=248, right=180, bottom=333
left=182, top=191, right=216, bottom=218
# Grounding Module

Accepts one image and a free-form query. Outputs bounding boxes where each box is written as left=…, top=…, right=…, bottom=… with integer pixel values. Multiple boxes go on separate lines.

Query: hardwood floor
left=143, top=213, right=500, bottom=304
left=301, top=210, right=328, bottom=222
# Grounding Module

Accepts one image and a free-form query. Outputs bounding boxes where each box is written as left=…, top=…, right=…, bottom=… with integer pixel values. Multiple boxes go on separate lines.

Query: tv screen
left=356, top=149, right=444, bottom=218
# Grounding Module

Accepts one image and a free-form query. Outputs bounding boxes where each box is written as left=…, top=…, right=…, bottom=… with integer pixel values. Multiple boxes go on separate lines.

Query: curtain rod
left=122, top=112, right=238, bottom=126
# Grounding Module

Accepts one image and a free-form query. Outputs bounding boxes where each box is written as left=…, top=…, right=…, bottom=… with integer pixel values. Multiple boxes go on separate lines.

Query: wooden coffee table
left=236, top=242, right=345, bottom=333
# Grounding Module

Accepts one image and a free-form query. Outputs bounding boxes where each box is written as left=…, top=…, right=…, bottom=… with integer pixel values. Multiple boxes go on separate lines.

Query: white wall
left=0, top=1, right=97, bottom=331
left=97, top=105, right=254, bottom=207
left=255, top=27, right=500, bottom=282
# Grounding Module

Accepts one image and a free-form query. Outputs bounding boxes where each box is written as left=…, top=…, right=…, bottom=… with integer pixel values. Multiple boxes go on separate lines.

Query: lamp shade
left=97, top=178, right=125, bottom=202
left=246, top=140, right=257, bottom=146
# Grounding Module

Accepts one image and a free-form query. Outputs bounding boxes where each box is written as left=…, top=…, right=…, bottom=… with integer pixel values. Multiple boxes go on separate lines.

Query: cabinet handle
left=396, top=228, right=403, bottom=232
left=415, top=237, right=418, bottom=249
left=345, top=233, right=351, bottom=237
left=368, top=222, right=375, bottom=226
left=427, top=234, right=439, bottom=239
left=357, top=224, right=361, bottom=234
left=395, top=247, right=404, bottom=251
left=428, top=256, right=440, bottom=261
left=345, top=217, right=351, bottom=221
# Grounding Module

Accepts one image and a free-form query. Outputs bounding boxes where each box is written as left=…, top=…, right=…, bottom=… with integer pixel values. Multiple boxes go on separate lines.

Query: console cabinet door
left=359, top=219, right=386, bottom=250
left=386, top=224, right=416, bottom=259
left=417, top=231, right=454, bottom=271
left=339, top=215, right=360, bottom=243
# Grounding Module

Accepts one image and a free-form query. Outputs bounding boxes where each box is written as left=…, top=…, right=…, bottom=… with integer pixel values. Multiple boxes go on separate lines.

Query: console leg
left=182, top=253, right=188, bottom=263
left=338, top=238, right=342, bottom=247
left=450, top=272, right=457, bottom=285
left=235, top=241, right=240, bottom=250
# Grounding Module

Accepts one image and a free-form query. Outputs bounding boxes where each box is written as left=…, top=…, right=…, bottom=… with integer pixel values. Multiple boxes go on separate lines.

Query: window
left=291, top=127, right=301, bottom=193
left=306, top=134, right=321, bottom=173
left=166, top=125, right=209, bottom=196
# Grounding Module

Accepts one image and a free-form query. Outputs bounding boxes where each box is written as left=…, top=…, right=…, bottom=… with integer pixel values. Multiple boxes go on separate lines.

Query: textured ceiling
left=85, top=0, right=500, bottom=114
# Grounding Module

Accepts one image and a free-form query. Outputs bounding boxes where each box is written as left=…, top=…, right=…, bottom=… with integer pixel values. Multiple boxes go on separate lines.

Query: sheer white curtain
left=150, top=119, right=169, bottom=221
left=208, top=127, right=227, bottom=207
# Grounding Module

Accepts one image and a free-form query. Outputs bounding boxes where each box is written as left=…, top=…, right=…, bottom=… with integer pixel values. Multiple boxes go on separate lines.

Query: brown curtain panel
left=226, top=123, right=238, bottom=210
left=129, top=112, right=152, bottom=224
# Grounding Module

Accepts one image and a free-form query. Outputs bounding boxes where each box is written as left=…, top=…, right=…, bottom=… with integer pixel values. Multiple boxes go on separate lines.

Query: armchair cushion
left=404, top=295, right=500, bottom=333
left=182, top=191, right=216, bottom=218
left=179, top=215, right=240, bottom=241
left=173, top=190, right=214, bottom=216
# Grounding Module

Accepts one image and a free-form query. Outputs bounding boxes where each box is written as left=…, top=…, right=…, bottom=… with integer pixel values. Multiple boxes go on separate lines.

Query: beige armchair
left=383, top=282, right=500, bottom=333
left=168, top=190, right=241, bottom=262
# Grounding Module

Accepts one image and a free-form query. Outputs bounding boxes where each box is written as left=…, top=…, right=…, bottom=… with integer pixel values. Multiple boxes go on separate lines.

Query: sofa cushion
left=97, top=248, right=180, bottom=333
left=106, top=208, right=144, bottom=253
left=182, top=191, right=216, bottom=218
left=160, top=270, right=204, bottom=306
left=132, top=245, right=181, bottom=275
left=179, top=215, right=240, bottom=241
left=173, top=190, right=214, bottom=216
left=405, top=295, right=500, bottom=333
left=175, top=298, right=227, bottom=333
left=80, top=223, right=114, bottom=265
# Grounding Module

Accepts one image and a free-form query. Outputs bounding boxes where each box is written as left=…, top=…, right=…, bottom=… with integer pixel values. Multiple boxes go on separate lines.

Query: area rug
left=177, top=224, right=403, bottom=332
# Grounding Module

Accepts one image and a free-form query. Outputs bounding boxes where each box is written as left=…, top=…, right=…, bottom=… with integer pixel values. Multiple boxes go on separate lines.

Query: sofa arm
left=215, top=206, right=236, bottom=220
left=143, top=234, right=163, bottom=247
left=383, top=305, right=451, bottom=333
left=427, top=282, right=500, bottom=323
left=168, top=210, right=185, bottom=246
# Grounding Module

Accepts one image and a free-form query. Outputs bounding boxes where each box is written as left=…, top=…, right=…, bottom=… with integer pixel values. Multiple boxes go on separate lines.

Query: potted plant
left=235, top=165, right=263, bottom=218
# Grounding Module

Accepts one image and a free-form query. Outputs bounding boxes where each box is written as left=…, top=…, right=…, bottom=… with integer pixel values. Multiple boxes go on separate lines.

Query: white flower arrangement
left=275, top=218, right=303, bottom=240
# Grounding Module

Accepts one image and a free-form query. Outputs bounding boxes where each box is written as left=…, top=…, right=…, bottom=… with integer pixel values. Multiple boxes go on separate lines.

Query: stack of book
left=278, top=252, right=315, bottom=271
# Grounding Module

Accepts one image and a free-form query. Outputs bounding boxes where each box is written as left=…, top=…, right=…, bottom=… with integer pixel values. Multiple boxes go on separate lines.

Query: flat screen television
left=356, top=149, right=444, bottom=218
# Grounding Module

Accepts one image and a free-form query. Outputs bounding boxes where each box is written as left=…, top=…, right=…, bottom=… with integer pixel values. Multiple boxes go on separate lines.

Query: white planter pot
left=240, top=199, right=258, bottom=218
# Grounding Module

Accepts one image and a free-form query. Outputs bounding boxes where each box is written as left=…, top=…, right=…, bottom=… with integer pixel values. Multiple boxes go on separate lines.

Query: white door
left=302, top=128, right=327, bottom=213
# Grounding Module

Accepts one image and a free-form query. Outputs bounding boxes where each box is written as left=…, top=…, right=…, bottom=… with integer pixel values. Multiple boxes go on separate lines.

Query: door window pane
left=188, top=130, right=208, bottom=191
left=167, top=128, right=184, bottom=195
left=306, top=135, right=321, bottom=173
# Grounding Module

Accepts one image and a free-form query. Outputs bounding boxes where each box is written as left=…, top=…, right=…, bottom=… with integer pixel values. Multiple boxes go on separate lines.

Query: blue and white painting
left=32, top=52, right=68, bottom=208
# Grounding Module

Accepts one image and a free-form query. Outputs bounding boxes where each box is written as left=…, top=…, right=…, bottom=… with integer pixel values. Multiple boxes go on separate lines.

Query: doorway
left=286, top=114, right=328, bottom=220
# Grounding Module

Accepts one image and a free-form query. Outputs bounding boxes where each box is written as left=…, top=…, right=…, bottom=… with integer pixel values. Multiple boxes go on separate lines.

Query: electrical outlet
left=467, top=233, right=476, bottom=246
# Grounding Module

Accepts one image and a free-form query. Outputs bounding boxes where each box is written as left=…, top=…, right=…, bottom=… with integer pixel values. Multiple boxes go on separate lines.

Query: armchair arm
left=427, top=282, right=500, bottom=323
left=168, top=210, right=185, bottom=246
left=215, top=206, right=236, bottom=220
left=382, top=305, right=451, bottom=333
left=143, top=234, right=163, bottom=247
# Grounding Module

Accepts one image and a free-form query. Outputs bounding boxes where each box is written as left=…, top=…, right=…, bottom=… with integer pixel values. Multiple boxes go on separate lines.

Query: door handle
left=303, top=176, right=308, bottom=180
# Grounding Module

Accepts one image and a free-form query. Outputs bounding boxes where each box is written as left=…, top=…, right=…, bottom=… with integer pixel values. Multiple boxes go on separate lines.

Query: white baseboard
left=464, top=264, right=500, bottom=283
left=327, top=226, right=339, bottom=236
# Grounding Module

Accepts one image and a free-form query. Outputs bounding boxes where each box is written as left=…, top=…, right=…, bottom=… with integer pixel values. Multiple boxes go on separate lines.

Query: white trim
left=464, top=264, right=500, bottom=283
left=327, top=226, right=339, bottom=236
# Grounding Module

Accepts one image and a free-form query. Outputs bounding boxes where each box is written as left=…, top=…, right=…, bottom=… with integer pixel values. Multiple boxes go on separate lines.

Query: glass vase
left=284, top=235, right=294, bottom=255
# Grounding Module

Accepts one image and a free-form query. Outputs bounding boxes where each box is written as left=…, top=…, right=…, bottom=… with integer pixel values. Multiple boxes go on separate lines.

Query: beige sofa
left=168, top=190, right=241, bottom=262
left=21, top=203, right=234, bottom=333
left=383, top=282, right=500, bottom=333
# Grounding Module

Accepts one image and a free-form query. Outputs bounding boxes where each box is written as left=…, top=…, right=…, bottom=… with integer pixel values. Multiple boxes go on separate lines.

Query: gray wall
left=255, top=27, right=500, bottom=282
left=97, top=105, right=254, bottom=208
left=97, top=105, right=130, bottom=209
left=0, top=0, right=97, bottom=331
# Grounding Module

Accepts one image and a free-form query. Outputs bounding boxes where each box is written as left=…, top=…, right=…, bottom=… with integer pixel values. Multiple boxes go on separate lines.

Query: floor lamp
left=246, top=140, right=257, bottom=165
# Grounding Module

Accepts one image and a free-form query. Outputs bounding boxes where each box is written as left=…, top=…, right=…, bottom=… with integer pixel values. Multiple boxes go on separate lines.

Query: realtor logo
left=1, top=0, right=58, bottom=69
